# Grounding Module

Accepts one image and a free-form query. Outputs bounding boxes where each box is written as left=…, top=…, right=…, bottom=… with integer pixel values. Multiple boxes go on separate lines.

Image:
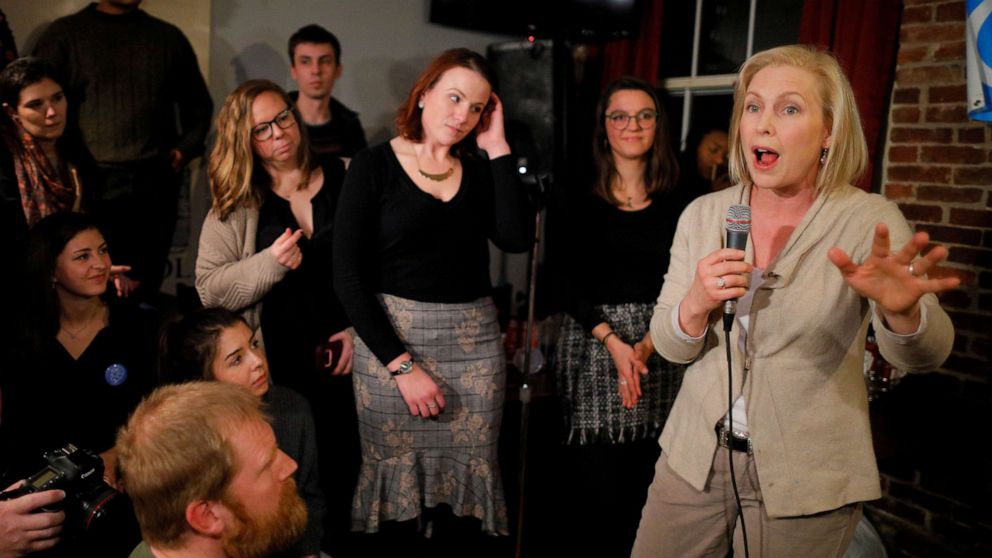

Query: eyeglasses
left=605, top=110, right=658, bottom=130
left=251, top=109, right=296, bottom=141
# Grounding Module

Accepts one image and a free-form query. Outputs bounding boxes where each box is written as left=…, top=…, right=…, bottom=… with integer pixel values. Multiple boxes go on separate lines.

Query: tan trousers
left=630, top=448, right=861, bottom=558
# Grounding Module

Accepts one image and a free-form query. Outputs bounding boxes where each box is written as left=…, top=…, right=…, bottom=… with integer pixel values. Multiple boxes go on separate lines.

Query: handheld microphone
left=723, top=205, right=751, bottom=331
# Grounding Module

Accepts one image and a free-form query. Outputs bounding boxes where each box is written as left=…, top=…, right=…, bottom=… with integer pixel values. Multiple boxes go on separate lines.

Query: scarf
left=8, top=124, right=79, bottom=227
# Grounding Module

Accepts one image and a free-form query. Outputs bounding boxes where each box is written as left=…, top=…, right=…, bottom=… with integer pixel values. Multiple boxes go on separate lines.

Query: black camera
left=0, top=443, right=122, bottom=535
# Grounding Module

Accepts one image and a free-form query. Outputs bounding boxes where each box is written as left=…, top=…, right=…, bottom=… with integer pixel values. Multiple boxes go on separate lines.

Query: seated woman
left=158, top=307, right=325, bottom=558
left=0, top=212, right=154, bottom=556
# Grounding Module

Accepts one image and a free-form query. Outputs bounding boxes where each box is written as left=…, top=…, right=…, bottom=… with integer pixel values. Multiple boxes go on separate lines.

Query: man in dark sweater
left=34, top=0, right=212, bottom=302
left=288, top=24, right=367, bottom=158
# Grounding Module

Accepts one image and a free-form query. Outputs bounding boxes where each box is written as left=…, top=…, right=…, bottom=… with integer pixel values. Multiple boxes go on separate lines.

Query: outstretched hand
left=827, top=223, right=960, bottom=333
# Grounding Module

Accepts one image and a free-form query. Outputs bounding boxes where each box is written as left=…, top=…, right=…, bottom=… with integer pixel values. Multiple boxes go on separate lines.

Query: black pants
left=90, top=159, right=180, bottom=299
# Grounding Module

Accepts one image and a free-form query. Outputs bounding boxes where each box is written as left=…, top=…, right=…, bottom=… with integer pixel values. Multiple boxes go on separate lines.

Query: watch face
left=393, top=360, right=414, bottom=375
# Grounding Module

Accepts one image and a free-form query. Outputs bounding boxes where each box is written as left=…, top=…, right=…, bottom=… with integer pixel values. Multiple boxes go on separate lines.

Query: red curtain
left=600, top=0, right=666, bottom=86
left=799, top=0, right=903, bottom=191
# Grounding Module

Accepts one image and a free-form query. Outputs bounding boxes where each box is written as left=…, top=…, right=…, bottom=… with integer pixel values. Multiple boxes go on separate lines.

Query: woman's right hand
left=393, top=364, right=446, bottom=418
left=605, top=335, right=648, bottom=409
left=270, top=228, right=304, bottom=270
left=679, top=248, right=752, bottom=337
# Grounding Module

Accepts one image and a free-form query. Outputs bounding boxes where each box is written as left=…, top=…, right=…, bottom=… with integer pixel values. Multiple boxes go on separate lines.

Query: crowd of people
left=0, top=2, right=960, bottom=558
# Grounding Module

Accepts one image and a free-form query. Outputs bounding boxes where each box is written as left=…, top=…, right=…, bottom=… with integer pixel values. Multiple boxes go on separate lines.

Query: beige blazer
left=650, top=183, right=954, bottom=518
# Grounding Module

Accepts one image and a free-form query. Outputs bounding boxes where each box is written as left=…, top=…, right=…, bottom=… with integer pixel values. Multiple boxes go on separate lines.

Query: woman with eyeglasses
left=195, top=79, right=358, bottom=556
left=552, top=76, right=687, bottom=558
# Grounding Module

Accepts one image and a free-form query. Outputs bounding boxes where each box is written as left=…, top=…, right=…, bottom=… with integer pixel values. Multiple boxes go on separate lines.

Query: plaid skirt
left=555, top=302, right=683, bottom=445
left=350, top=294, right=508, bottom=535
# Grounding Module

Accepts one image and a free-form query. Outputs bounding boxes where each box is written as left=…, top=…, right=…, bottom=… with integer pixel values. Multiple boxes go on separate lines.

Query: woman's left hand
left=828, top=223, right=960, bottom=334
left=109, top=265, right=140, bottom=298
left=475, top=93, right=511, bottom=158
left=328, top=329, right=354, bottom=375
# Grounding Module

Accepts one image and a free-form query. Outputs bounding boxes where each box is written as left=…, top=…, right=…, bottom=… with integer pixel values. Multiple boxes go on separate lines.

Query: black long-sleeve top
left=256, top=158, right=350, bottom=391
left=560, top=191, right=688, bottom=332
left=333, top=141, right=534, bottom=365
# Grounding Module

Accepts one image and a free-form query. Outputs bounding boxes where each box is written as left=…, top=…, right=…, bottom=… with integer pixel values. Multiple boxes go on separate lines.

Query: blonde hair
left=116, top=382, right=269, bottom=549
left=728, top=45, right=867, bottom=194
left=208, top=79, right=313, bottom=220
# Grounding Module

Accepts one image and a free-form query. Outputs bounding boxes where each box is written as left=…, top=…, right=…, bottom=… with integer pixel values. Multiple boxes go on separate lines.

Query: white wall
left=210, top=0, right=512, bottom=143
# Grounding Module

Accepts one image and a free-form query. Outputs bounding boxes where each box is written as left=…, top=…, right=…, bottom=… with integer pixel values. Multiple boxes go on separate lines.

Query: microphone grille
left=726, top=204, right=751, bottom=233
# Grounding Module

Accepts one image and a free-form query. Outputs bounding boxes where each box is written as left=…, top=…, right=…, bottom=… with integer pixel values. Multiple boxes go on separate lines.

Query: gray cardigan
left=650, top=183, right=954, bottom=518
left=195, top=205, right=288, bottom=331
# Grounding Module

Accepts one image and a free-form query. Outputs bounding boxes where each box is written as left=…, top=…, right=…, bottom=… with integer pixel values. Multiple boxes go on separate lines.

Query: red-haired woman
left=333, top=48, right=533, bottom=547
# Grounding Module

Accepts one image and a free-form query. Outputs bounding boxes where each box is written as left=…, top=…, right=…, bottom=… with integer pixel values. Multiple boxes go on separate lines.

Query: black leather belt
left=715, top=422, right=753, bottom=455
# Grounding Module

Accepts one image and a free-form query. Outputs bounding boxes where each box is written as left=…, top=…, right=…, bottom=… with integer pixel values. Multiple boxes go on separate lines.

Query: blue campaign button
left=105, top=363, right=128, bottom=386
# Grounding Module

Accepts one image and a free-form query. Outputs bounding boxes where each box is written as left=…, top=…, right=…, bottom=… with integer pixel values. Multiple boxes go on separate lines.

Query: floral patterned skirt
left=350, top=294, right=508, bottom=535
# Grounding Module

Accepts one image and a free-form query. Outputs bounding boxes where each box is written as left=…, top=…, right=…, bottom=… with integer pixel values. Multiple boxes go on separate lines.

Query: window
left=658, top=0, right=804, bottom=149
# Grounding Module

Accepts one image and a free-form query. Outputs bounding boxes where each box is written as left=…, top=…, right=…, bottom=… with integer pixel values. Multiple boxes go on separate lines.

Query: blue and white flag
left=966, top=0, right=992, bottom=121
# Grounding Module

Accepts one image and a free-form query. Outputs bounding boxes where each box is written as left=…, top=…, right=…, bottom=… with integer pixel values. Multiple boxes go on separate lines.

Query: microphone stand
left=515, top=173, right=548, bottom=558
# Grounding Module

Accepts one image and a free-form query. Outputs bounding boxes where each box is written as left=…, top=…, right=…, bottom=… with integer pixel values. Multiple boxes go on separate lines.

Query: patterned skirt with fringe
left=555, top=301, right=683, bottom=445
left=350, top=294, right=508, bottom=535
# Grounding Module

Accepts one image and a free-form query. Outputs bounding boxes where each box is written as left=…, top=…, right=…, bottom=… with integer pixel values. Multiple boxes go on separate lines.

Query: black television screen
left=429, top=0, right=641, bottom=38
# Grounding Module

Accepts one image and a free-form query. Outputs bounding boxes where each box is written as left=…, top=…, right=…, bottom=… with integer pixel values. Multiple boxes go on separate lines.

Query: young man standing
left=288, top=25, right=367, bottom=158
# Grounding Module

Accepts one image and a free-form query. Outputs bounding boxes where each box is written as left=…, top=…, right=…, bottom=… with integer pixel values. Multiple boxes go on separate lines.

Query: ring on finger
left=908, top=262, right=915, bottom=275
left=716, top=276, right=726, bottom=289
left=427, top=402, right=438, bottom=409
left=618, top=378, right=628, bottom=386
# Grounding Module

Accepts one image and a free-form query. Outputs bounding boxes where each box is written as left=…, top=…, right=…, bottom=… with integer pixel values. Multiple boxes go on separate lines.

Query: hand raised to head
left=475, top=93, right=510, bottom=158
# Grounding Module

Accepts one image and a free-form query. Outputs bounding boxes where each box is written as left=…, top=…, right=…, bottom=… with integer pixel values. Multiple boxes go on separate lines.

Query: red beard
left=221, top=478, right=307, bottom=558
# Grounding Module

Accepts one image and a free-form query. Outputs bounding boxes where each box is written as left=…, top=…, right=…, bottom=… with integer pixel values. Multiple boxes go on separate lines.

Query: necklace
left=417, top=165, right=454, bottom=182
left=60, top=318, right=100, bottom=340
left=414, top=146, right=455, bottom=181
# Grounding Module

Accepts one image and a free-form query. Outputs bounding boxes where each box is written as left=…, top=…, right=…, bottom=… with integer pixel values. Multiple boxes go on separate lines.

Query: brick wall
left=871, top=1, right=992, bottom=555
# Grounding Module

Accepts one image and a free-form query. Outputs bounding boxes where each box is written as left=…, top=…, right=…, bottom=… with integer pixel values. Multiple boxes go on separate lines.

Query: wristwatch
left=390, top=359, right=415, bottom=376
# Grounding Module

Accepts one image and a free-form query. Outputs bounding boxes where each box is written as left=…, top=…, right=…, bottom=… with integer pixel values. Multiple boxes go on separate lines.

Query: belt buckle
left=718, top=424, right=731, bottom=449
left=717, top=423, right=753, bottom=455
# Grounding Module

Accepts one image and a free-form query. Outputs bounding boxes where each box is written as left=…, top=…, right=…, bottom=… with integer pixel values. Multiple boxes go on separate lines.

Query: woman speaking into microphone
left=632, top=45, right=958, bottom=558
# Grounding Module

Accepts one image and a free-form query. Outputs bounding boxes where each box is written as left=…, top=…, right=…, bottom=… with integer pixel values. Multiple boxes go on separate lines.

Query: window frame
left=658, top=0, right=759, bottom=149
